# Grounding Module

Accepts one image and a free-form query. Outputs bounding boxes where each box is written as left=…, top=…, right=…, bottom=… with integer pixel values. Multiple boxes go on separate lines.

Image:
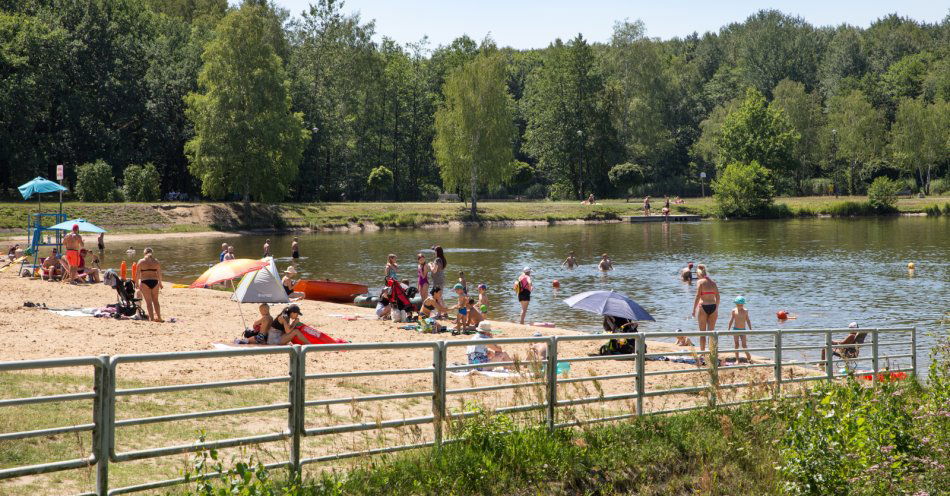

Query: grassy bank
left=1, top=195, right=948, bottom=235
left=175, top=341, right=950, bottom=496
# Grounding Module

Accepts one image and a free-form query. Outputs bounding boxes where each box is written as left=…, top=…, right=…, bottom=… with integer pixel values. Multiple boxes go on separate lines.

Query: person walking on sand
left=97, top=233, right=105, bottom=256
left=598, top=253, right=614, bottom=272
left=562, top=251, right=577, bottom=269
left=691, top=264, right=719, bottom=365
left=63, top=224, right=84, bottom=284
left=516, top=267, right=533, bottom=325
left=136, top=248, right=164, bottom=322
left=643, top=196, right=651, bottom=216
left=263, top=239, right=272, bottom=258
left=727, top=296, right=753, bottom=363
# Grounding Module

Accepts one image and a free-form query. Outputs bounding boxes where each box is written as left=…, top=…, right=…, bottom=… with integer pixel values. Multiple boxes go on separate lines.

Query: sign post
left=56, top=164, right=64, bottom=216
left=700, top=172, right=706, bottom=198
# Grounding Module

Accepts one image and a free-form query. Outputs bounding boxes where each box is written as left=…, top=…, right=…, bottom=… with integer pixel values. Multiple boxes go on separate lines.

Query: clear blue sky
left=272, top=0, right=947, bottom=49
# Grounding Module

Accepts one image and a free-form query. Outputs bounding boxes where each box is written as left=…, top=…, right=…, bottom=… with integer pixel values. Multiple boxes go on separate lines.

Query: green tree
left=716, top=88, right=798, bottom=185
left=866, top=176, right=901, bottom=211
left=826, top=90, right=886, bottom=194
left=366, top=165, right=393, bottom=200
left=889, top=97, right=949, bottom=194
left=732, top=10, right=824, bottom=96
left=692, top=98, right=742, bottom=170
left=713, top=161, right=775, bottom=217
left=771, top=79, right=825, bottom=194
left=123, top=163, right=161, bottom=202
left=75, top=160, right=117, bottom=202
left=185, top=3, right=309, bottom=209
left=607, top=162, right=644, bottom=201
left=433, top=51, right=516, bottom=219
left=818, top=26, right=867, bottom=98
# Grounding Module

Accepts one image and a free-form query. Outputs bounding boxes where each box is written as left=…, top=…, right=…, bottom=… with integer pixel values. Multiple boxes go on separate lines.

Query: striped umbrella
left=189, top=258, right=269, bottom=288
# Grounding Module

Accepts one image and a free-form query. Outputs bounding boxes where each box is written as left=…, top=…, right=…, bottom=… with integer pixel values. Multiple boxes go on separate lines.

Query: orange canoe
left=293, top=280, right=369, bottom=303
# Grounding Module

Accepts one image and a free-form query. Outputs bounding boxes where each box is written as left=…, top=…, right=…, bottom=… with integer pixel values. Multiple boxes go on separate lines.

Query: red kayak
left=293, top=280, right=369, bottom=303
left=291, top=324, right=348, bottom=346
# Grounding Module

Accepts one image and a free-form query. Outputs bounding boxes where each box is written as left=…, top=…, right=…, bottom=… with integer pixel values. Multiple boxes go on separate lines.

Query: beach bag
left=599, top=338, right=637, bottom=356
left=512, top=278, right=522, bottom=293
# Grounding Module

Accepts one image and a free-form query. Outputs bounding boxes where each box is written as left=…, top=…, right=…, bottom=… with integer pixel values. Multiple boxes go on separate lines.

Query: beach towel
left=290, top=324, right=348, bottom=346
left=49, top=309, right=95, bottom=318
left=450, top=369, right=522, bottom=379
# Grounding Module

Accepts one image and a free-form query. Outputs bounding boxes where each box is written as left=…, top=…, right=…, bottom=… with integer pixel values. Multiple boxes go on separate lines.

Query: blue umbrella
left=48, top=219, right=106, bottom=234
left=563, top=290, right=655, bottom=321
left=18, top=177, right=67, bottom=200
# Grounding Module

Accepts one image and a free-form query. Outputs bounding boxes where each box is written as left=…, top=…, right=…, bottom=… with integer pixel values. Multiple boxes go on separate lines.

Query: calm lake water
left=113, top=217, right=948, bottom=374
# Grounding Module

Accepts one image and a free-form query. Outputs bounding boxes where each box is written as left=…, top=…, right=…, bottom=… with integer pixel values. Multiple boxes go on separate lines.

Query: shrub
left=822, top=201, right=877, bottom=216
left=122, top=163, right=161, bottom=202
left=418, top=183, right=440, bottom=202
left=607, top=162, right=644, bottom=200
left=807, top=177, right=834, bottom=196
left=510, top=160, right=534, bottom=186
left=867, top=176, right=901, bottom=212
left=523, top=183, right=547, bottom=200
left=547, top=182, right=574, bottom=201
left=366, top=166, right=393, bottom=200
left=929, top=178, right=949, bottom=195
left=75, top=160, right=116, bottom=202
left=712, top=161, right=774, bottom=218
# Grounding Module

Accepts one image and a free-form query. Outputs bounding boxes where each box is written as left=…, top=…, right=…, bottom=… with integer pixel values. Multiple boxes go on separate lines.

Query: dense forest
left=1, top=0, right=948, bottom=202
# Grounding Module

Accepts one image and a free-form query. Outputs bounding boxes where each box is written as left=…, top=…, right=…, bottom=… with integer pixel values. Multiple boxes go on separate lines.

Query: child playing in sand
left=477, top=284, right=488, bottom=315
left=464, top=298, right=484, bottom=331
left=452, top=283, right=468, bottom=332
left=727, top=296, right=753, bottom=363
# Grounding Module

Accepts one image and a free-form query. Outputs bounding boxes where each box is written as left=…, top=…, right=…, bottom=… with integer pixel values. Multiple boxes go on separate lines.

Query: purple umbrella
left=563, top=290, right=655, bottom=321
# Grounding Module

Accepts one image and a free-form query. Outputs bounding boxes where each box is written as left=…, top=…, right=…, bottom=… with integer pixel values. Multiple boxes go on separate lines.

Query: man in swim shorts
left=63, top=224, right=84, bottom=283
left=679, top=262, right=694, bottom=282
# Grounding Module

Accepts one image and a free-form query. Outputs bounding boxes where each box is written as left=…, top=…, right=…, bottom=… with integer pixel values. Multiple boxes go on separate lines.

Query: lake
left=112, top=217, right=949, bottom=374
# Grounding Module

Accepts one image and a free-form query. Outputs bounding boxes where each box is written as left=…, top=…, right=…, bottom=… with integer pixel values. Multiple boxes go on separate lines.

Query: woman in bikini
left=419, top=286, right=448, bottom=319
left=429, top=246, right=447, bottom=310
left=517, top=267, right=533, bottom=325
left=691, top=264, right=718, bottom=364
left=135, top=248, right=163, bottom=322
left=416, top=253, right=429, bottom=299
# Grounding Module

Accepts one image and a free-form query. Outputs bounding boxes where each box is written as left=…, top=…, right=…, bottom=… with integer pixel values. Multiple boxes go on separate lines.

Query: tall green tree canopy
left=889, top=97, right=949, bottom=193
left=826, top=89, right=886, bottom=194
left=716, top=87, right=799, bottom=180
left=433, top=50, right=516, bottom=218
left=184, top=3, right=309, bottom=204
left=770, top=79, right=825, bottom=194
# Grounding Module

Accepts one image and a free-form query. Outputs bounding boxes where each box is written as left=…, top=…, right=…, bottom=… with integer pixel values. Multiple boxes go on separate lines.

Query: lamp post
left=831, top=128, right=838, bottom=198
left=310, top=126, right=319, bottom=200
left=576, top=129, right=583, bottom=199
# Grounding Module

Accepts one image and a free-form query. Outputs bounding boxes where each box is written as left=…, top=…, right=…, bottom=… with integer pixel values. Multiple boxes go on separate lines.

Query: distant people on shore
left=691, top=264, right=719, bottom=364
left=673, top=196, right=685, bottom=204
left=219, top=243, right=228, bottom=262
left=291, top=237, right=299, bottom=262
left=7, top=243, right=19, bottom=261
left=430, top=246, right=447, bottom=309
left=598, top=253, right=614, bottom=272
left=727, top=296, right=753, bottom=363
left=562, top=251, right=577, bottom=269
left=662, top=195, right=671, bottom=220
left=263, top=239, right=271, bottom=258
left=385, top=253, right=398, bottom=280
left=516, top=267, right=532, bottom=324
left=63, top=224, right=84, bottom=284
left=416, top=253, right=430, bottom=298
left=282, top=267, right=304, bottom=299
left=136, top=247, right=163, bottom=322
left=679, top=262, right=694, bottom=282
left=643, top=196, right=651, bottom=216
left=581, top=193, right=596, bottom=205
left=97, top=233, right=105, bottom=256
left=223, top=246, right=236, bottom=261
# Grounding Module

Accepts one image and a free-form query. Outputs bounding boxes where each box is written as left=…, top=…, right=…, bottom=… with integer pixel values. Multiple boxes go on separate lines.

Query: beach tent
left=232, top=258, right=289, bottom=304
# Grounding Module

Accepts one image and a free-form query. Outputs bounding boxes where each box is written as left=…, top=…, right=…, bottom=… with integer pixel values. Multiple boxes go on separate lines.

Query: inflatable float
left=294, top=280, right=369, bottom=303
left=353, top=294, right=378, bottom=308
left=291, top=324, right=348, bottom=346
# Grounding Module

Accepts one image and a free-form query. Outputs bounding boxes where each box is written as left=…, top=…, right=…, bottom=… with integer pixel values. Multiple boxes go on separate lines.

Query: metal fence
left=0, top=327, right=916, bottom=495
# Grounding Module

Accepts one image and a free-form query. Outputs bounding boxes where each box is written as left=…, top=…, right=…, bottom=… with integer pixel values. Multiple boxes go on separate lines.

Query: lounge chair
left=821, top=332, right=868, bottom=360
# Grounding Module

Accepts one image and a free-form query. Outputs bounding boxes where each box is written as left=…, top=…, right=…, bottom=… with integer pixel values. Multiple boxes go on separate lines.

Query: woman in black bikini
left=691, top=264, right=719, bottom=364
left=419, top=286, right=448, bottom=319
left=135, top=247, right=163, bottom=322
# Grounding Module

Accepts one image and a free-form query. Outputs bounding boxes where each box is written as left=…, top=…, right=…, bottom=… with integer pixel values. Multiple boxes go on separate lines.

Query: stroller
left=386, top=277, right=417, bottom=322
left=103, top=269, right=146, bottom=319
left=598, top=315, right=643, bottom=356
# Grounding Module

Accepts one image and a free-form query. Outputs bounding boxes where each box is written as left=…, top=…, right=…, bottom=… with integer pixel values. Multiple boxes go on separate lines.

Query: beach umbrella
left=18, top=176, right=68, bottom=213
left=563, top=290, right=655, bottom=322
left=189, top=258, right=268, bottom=288
left=48, top=219, right=106, bottom=234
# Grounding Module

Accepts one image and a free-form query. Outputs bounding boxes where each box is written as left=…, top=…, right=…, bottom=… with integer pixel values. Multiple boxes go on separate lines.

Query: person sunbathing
left=41, top=250, right=63, bottom=281
left=466, top=322, right=512, bottom=370
left=237, top=304, right=278, bottom=345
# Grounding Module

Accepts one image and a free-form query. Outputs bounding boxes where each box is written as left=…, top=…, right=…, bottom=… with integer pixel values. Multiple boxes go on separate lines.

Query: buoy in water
left=907, top=262, right=915, bottom=270
left=552, top=280, right=560, bottom=289
left=776, top=310, right=789, bottom=320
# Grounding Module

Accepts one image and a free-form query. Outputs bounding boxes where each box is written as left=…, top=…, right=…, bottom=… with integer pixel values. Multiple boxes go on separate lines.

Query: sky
left=271, top=0, right=948, bottom=49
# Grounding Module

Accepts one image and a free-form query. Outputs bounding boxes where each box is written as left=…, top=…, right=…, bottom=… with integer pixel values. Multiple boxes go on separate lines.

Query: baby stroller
left=386, top=277, right=416, bottom=322
left=598, top=315, right=643, bottom=356
left=103, top=269, right=146, bottom=319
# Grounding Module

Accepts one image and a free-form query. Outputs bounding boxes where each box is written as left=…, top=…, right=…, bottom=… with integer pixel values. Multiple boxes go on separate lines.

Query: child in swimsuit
left=727, top=296, right=753, bottom=363
left=453, top=283, right=467, bottom=332
left=477, top=284, right=488, bottom=315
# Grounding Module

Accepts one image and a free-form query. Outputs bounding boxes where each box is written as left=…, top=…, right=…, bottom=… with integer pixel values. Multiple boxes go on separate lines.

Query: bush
left=418, top=183, right=440, bottom=202
left=366, top=166, right=393, bottom=200
left=547, top=183, right=574, bottom=201
left=607, top=162, right=643, bottom=200
left=929, top=178, right=949, bottom=195
left=75, top=160, right=117, bottom=202
left=867, top=176, right=901, bottom=212
left=712, top=161, right=774, bottom=218
left=523, top=183, right=547, bottom=200
left=807, top=177, right=834, bottom=196
left=122, top=163, right=161, bottom=202
left=510, top=160, right=534, bottom=186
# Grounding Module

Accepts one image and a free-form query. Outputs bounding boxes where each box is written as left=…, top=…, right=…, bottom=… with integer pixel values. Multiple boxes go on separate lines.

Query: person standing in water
left=598, top=253, right=614, bottom=271
left=291, top=237, right=299, bottom=263
left=643, top=196, right=651, bottom=216
left=97, top=233, right=105, bottom=257
left=727, top=296, right=753, bottom=363
left=384, top=254, right=398, bottom=280
left=416, top=253, right=430, bottom=299
left=679, top=262, right=694, bottom=282
left=219, top=242, right=228, bottom=262
left=562, top=251, right=577, bottom=269
left=516, top=267, right=533, bottom=324
left=691, top=264, right=719, bottom=365
left=263, top=239, right=272, bottom=258
left=429, top=246, right=447, bottom=309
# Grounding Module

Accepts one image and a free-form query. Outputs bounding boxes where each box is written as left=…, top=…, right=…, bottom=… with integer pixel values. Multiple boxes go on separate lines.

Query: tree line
left=1, top=0, right=948, bottom=203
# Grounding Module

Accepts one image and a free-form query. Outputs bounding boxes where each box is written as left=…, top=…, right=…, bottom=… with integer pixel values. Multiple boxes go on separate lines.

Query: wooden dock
left=622, top=214, right=701, bottom=223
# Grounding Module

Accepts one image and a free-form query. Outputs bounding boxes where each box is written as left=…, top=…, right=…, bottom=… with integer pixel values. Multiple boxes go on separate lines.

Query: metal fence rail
left=0, top=327, right=916, bottom=495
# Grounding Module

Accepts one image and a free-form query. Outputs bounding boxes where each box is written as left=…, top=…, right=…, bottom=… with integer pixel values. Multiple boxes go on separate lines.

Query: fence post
left=432, top=342, right=447, bottom=449
left=871, top=328, right=880, bottom=381
left=773, top=331, right=782, bottom=400
left=94, top=355, right=111, bottom=496
left=708, top=333, right=718, bottom=408
left=635, top=334, right=645, bottom=416
left=910, top=327, right=917, bottom=378
left=288, top=346, right=302, bottom=478
left=825, top=331, right=834, bottom=381
left=545, top=337, right=558, bottom=431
